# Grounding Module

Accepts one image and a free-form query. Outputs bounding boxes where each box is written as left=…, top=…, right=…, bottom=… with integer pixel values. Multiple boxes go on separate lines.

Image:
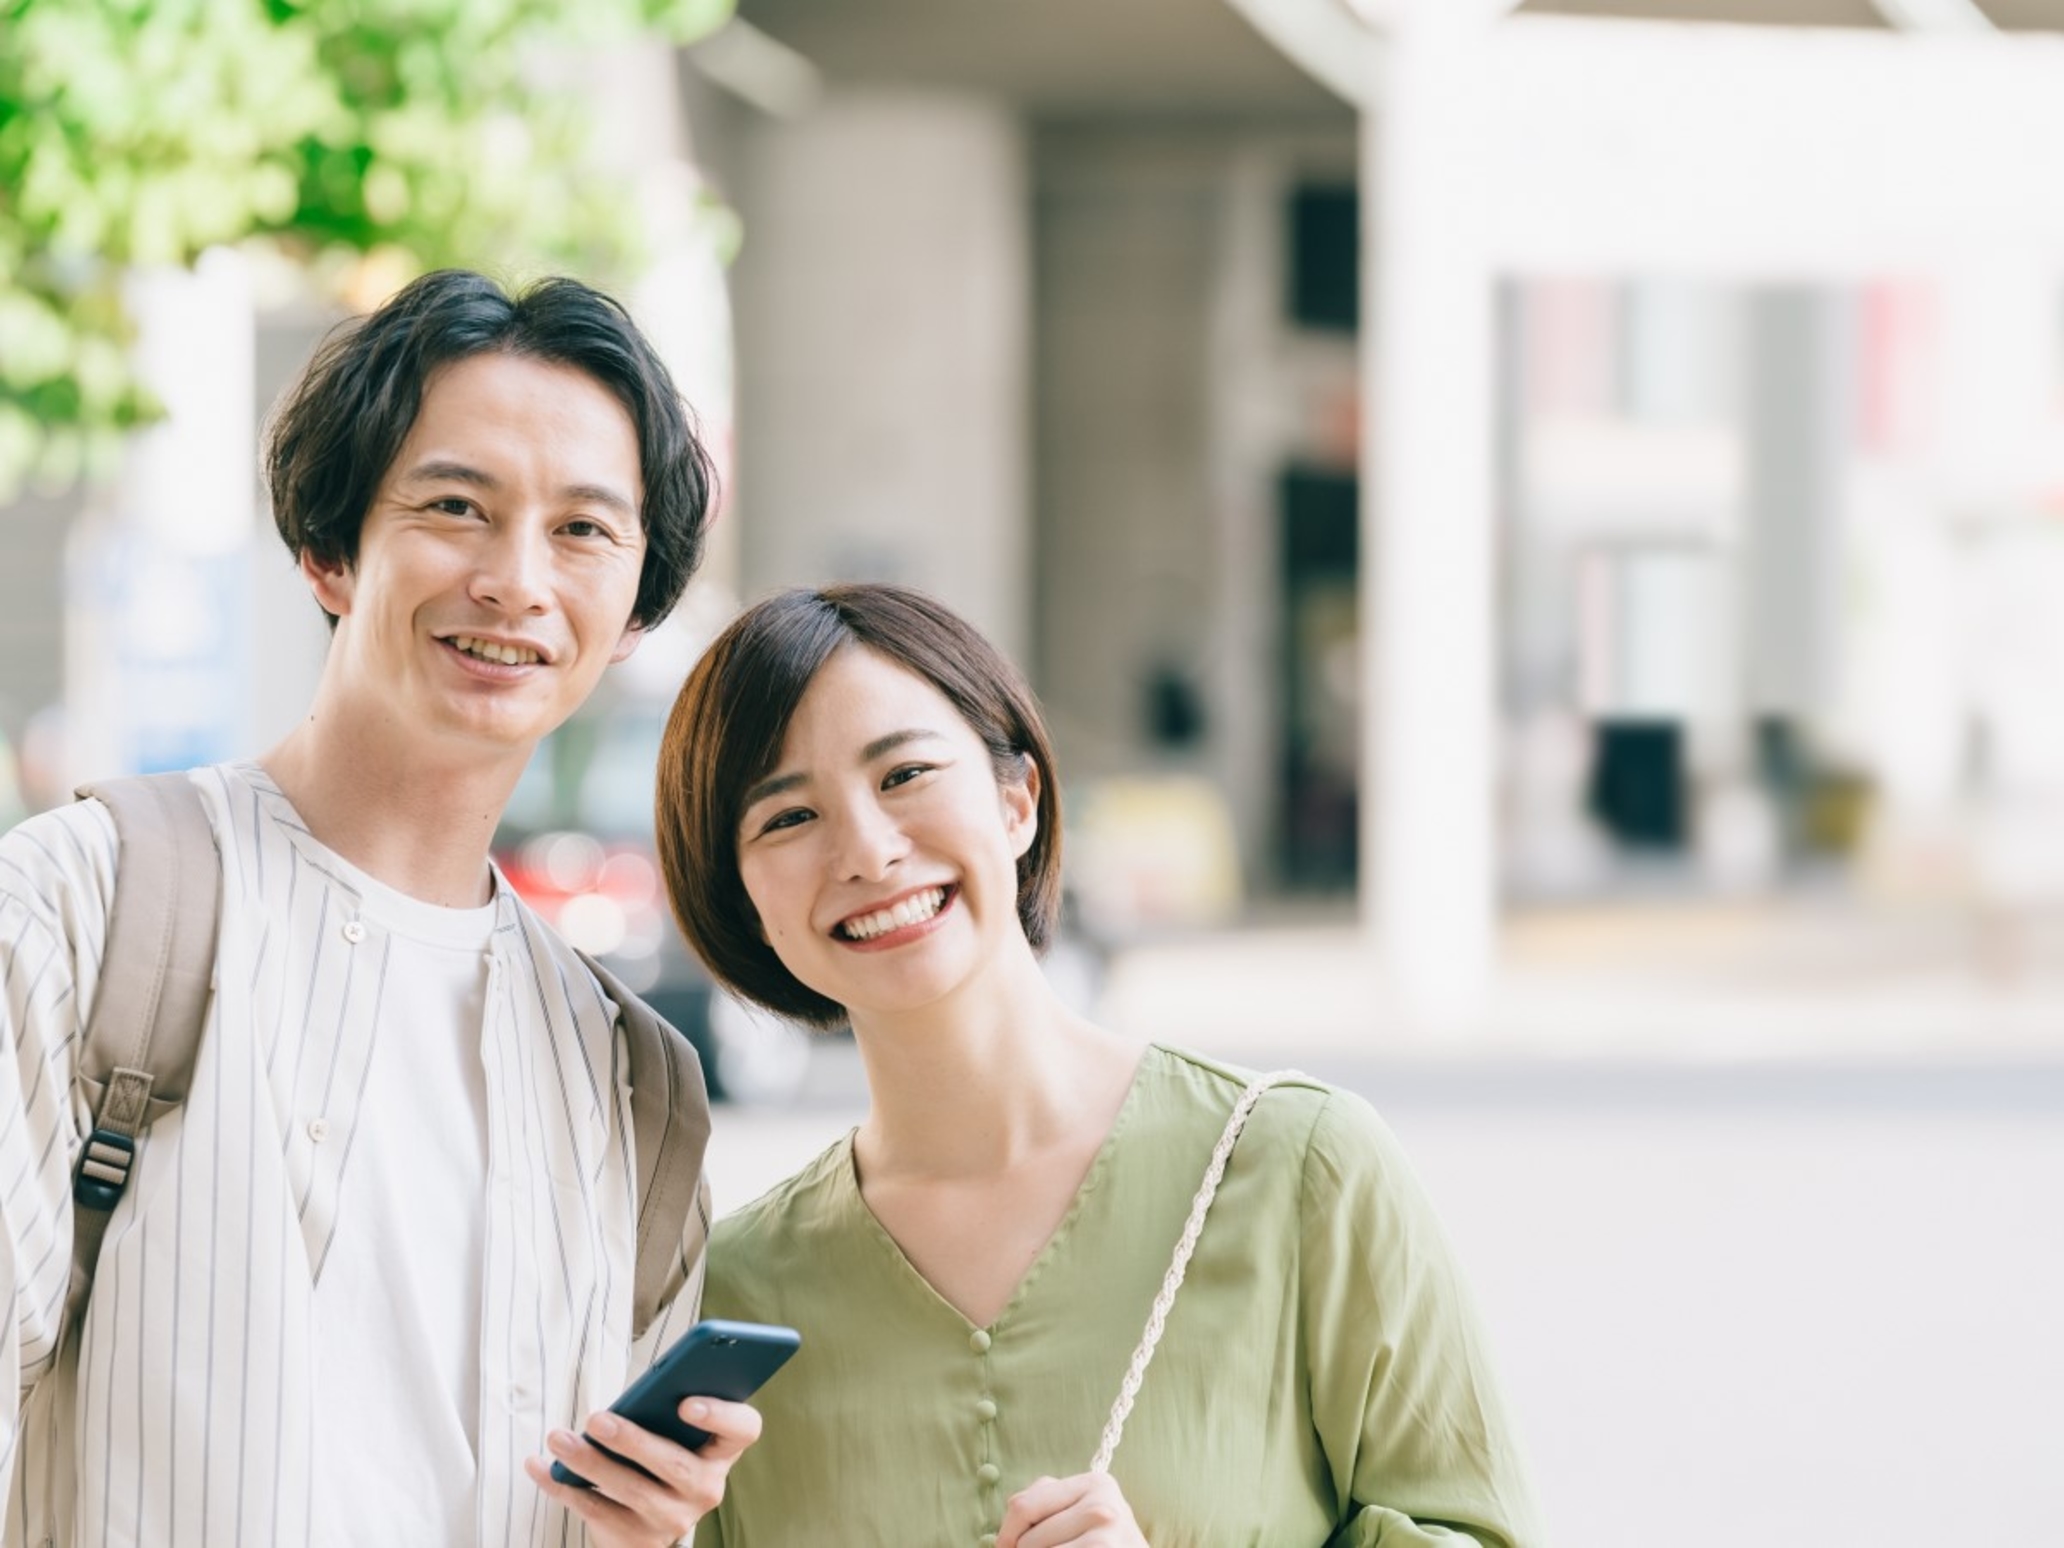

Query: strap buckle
left=73, top=1128, right=137, bottom=1212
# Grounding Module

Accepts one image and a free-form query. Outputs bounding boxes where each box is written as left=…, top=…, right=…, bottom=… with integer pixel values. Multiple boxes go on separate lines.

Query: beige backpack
left=64, top=772, right=711, bottom=1344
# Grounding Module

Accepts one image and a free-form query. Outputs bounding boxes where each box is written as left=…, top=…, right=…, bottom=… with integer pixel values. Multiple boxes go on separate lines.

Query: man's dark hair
left=265, top=269, right=714, bottom=630
left=655, top=583, right=1064, bottom=1027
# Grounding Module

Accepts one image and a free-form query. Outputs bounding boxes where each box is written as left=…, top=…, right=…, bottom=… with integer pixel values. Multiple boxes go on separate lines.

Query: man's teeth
left=840, top=887, right=948, bottom=941
left=451, top=635, right=540, bottom=666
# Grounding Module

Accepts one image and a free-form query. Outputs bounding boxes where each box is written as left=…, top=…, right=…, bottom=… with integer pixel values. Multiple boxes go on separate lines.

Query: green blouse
left=700, top=1044, right=1542, bottom=1548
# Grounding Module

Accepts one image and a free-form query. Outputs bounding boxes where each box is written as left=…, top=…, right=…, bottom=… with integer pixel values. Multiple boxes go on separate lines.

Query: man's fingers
left=521, top=1454, right=642, bottom=1533
left=526, top=1400, right=762, bottom=1545
left=541, top=1424, right=682, bottom=1516
left=672, top=1396, right=763, bottom=1462
left=555, top=1399, right=761, bottom=1503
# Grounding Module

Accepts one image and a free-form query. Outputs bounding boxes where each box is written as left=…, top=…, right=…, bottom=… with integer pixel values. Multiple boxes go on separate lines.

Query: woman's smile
left=832, top=884, right=958, bottom=948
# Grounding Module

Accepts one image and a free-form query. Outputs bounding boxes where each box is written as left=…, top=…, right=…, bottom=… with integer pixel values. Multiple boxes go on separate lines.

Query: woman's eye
left=882, top=764, right=932, bottom=791
left=759, top=808, right=812, bottom=834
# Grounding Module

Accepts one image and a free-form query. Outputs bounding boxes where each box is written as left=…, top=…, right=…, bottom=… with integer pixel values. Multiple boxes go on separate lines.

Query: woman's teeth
left=839, top=887, right=948, bottom=941
left=451, top=635, right=540, bottom=666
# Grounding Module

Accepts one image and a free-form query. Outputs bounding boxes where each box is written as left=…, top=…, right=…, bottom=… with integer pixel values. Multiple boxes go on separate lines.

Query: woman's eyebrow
left=742, top=729, right=948, bottom=813
left=742, top=769, right=806, bottom=810
left=861, top=728, right=944, bottom=762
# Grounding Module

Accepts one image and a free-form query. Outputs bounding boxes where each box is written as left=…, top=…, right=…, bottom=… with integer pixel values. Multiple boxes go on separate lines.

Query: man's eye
left=563, top=518, right=609, bottom=538
left=430, top=497, right=475, bottom=516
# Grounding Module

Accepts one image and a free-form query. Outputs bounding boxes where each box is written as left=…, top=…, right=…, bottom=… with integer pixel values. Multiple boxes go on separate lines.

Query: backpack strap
left=65, top=773, right=222, bottom=1339
left=577, top=950, right=713, bottom=1341
left=56, top=776, right=709, bottom=1346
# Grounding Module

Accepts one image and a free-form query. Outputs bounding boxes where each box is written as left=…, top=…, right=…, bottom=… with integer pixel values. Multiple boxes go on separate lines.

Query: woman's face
left=734, top=644, right=1039, bottom=1024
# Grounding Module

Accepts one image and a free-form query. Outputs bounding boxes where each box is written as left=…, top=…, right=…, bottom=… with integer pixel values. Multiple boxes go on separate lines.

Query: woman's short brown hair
left=655, top=583, right=1064, bottom=1026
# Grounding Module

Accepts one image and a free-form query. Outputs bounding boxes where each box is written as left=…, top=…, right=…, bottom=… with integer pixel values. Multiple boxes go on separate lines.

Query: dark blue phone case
left=550, top=1318, right=801, bottom=1490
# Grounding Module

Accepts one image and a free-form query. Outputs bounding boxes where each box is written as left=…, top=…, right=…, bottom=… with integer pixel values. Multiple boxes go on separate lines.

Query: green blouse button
left=969, top=1329, right=992, bottom=1354
left=975, top=1397, right=998, bottom=1422
left=977, top=1462, right=1002, bottom=1486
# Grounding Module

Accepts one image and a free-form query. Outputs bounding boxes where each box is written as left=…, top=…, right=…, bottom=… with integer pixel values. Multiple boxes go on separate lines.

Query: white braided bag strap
left=1088, top=1069, right=1305, bottom=1476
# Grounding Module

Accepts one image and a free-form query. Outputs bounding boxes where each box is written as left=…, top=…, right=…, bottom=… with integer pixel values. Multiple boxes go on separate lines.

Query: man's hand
left=524, top=1396, right=762, bottom=1548
left=995, top=1473, right=1149, bottom=1548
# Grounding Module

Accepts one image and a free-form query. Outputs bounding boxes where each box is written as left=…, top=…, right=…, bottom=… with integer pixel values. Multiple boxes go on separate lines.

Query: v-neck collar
left=833, top=1044, right=1162, bottom=1335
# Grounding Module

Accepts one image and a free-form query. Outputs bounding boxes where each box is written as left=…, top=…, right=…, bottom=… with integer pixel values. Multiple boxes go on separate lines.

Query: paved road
left=703, top=1048, right=2064, bottom=1548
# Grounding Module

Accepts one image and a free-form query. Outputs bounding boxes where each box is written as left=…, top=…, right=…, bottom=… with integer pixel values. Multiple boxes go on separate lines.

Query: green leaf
left=0, top=0, right=738, bottom=479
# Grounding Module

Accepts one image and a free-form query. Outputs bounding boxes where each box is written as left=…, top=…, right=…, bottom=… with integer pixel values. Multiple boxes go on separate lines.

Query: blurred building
left=692, top=0, right=1360, bottom=937
left=5, top=0, right=2064, bottom=1037
left=685, top=0, right=2064, bottom=1026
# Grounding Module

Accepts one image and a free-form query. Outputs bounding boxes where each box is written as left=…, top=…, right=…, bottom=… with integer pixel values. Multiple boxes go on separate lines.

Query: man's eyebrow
left=559, top=482, right=637, bottom=516
left=401, top=458, right=497, bottom=489
left=399, top=461, right=636, bottom=516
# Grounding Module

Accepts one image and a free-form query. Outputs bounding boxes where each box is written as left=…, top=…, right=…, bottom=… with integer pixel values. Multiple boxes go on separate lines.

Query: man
left=2, top=270, right=755, bottom=1546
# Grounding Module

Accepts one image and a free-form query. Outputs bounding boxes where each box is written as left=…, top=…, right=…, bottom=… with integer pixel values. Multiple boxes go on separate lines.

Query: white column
left=1361, top=3, right=1503, bottom=1028
left=1742, top=287, right=1846, bottom=729
left=66, top=249, right=256, bottom=783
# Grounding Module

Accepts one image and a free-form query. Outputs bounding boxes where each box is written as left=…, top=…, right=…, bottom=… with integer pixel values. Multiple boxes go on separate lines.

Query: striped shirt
left=2, top=763, right=706, bottom=1547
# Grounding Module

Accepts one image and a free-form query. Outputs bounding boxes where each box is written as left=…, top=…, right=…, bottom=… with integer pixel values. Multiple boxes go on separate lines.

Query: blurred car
left=494, top=696, right=808, bottom=1105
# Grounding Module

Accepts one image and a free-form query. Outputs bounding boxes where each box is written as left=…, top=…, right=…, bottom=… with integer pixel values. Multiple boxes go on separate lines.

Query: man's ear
left=610, top=623, right=646, bottom=665
left=301, top=548, right=354, bottom=618
left=1002, top=755, right=1041, bottom=861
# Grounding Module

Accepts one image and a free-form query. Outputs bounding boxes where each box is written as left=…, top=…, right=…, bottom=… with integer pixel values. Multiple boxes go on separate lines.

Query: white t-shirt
left=307, top=862, right=496, bottom=1544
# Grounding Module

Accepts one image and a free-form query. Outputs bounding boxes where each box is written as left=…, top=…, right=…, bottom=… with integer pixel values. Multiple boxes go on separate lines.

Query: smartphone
left=550, top=1318, right=802, bottom=1490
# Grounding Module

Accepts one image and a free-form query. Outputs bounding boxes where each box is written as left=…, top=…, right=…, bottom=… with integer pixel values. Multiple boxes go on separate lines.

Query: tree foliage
left=0, top=0, right=734, bottom=497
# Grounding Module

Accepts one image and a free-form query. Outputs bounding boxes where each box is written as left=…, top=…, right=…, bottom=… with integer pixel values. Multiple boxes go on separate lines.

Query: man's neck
left=260, top=717, right=526, bottom=909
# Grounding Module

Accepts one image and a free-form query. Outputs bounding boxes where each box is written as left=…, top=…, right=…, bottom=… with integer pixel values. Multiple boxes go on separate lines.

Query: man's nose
left=470, top=522, right=552, bottom=615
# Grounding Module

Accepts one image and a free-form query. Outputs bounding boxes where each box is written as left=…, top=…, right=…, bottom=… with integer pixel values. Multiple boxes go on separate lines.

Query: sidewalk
left=1096, top=898, right=2064, bottom=1066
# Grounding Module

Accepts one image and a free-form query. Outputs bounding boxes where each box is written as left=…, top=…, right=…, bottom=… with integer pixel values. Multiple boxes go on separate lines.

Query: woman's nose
left=832, top=802, right=910, bottom=881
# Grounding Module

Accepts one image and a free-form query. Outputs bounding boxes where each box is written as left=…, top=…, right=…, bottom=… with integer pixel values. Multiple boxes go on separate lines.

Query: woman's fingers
left=995, top=1473, right=1147, bottom=1548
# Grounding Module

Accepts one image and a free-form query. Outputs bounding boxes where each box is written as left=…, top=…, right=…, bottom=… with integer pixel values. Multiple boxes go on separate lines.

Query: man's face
left=304, top=351, right=646, bottom=762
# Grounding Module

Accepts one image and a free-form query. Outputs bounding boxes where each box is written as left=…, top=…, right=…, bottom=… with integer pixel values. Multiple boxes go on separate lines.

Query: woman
left=656, top=584, right=1541, bottom=1548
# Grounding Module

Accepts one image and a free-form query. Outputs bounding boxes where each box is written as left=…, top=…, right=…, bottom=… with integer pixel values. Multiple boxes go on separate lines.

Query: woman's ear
left=1002, top=755, right=1041, bottom=862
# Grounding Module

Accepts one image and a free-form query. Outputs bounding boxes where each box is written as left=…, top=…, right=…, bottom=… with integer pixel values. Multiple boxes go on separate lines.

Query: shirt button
left=975, top=1398, right=997, bottom=1422
left=968, top=1329, right=992, bottom=1354
left=307, top=1118, right=330, bottom=1143
left=976, top=1462, right=1001, bottom=1486
left=342, top=920, right=366, bottom=944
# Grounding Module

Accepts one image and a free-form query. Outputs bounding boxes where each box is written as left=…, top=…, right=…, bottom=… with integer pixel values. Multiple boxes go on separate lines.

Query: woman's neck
left=848, top=948, right=1147, bottom=1182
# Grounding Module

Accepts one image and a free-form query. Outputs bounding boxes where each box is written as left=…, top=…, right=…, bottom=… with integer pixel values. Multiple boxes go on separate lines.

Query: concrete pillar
left=1742, top=287, right=1848, bottom=729
left=731, top=92, right=1030, bottom=660
left=1361, top=3, right=1503, bottom=1028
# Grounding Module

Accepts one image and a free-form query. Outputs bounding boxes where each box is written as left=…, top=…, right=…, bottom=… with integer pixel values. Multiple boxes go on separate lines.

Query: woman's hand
left=995, top=1473, right=1149, bottom=1548
left=524, top=1396, right=762, bottom=1548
